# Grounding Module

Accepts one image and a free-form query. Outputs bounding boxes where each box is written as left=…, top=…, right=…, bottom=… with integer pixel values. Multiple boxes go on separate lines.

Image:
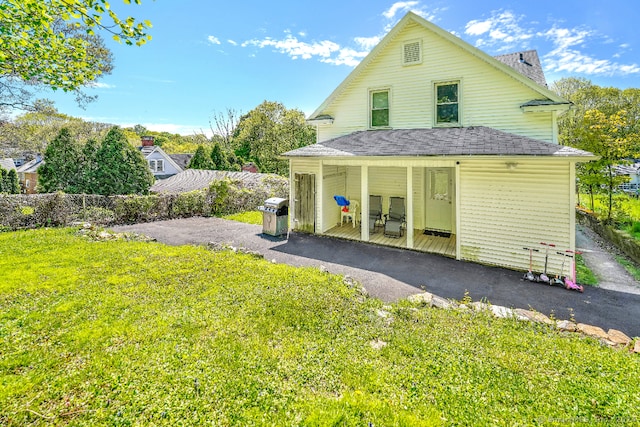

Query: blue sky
left=43, top=0, right=640, bottom=136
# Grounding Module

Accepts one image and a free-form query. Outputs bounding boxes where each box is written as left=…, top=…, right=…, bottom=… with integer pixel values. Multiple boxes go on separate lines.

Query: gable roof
left=283, top=127, right=594, bottom=159
left=493, top=50, right=547, bottom=88
left=169, top=153, right=193, bottom=170
left=308, top=12, right=567, bottom=121
left=138, top=145, right=184, bottom=173
left=17, top=157, right=44, bottom=173
left=0, top=158, right=16, bottom=171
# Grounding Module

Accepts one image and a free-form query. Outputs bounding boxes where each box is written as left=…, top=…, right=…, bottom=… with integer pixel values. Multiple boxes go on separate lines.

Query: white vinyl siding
left=322, top=165, right=347, bottom=232
left=317, top=21, right=555, bottom=142
left=458, top=159, right=572, bottom=275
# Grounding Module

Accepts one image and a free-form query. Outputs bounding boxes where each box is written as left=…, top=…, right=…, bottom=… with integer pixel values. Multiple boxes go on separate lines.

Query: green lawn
left=1, top=228, right=639, bottom=426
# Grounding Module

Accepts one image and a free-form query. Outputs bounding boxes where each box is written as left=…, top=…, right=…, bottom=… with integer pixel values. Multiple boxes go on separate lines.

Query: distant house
left=615, top=163, right=640, bottom=194
left=0, top=158, right=16, bottom=172
left=16, top=156, right=44, bottom=194
left=138, top=136, right=185, bottom=180
left=283, top=12, right=596, bottom=275
left=242, top=162, right=259, bottom=173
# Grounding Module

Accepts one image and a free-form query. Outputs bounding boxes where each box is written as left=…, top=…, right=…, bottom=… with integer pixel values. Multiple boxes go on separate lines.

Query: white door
left=425, top=168, right=453, bottom=232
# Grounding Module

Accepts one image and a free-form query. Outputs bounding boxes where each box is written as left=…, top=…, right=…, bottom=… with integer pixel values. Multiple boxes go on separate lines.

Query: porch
left=323, top=222, right=456, bottom=258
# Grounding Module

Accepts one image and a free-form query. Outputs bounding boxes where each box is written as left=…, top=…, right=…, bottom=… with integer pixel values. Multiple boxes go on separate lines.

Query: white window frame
left=156, top=159, right=164, bottom=172
left=369, top=88, right=391, bottom=129
left=149, top=159, right=157, bottom=172
left=434, top=80, right=461, bottom=127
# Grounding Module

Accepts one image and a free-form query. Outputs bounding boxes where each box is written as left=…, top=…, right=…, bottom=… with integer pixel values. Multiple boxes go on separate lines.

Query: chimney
left=141, top=136, right=155, bottom=147
left=519, top=53, right=525, bottom=63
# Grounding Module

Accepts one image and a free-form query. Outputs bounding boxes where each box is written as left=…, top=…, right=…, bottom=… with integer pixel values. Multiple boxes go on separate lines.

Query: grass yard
left=222, top=210, right=263, bottom=225
left=1, top=228, right=639, bottom=426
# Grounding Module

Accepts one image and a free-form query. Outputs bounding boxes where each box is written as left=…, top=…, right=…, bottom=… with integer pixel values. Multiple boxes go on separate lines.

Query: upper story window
left=370, top=90, right=390, bottom=128
left=148, top=159, right=165, bottom=173
left=435, top=82, right=459, bottom=125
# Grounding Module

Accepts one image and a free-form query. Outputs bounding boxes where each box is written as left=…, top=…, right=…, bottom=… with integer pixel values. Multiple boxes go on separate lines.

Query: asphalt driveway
left=112, top=217, right=640, bottom=337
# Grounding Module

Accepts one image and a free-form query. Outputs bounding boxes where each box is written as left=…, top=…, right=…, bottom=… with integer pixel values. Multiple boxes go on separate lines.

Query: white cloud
left=321, top=48, right=369, bottom=67
left=243, top=35, right=340, bottom=60
left=354, top=36, right=382, bottom=51
left=227, top=39, right=238, bottom=46
left=463, top=10, right=532, bottom=51
left=243, top=32, right=373, bottom=67
left=207, top=35, right=221, bottom=45
left=465, top=19, right=492, bottom=36
left=383, top=1, right=419, bottom=20
left=541, top=26, right=640, bottom=76
left=87, top=82, right=115, bottom=89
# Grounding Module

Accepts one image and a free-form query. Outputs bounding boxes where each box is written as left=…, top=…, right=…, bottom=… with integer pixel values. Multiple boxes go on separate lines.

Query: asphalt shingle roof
left=283, top=127, right=594, bottom=158
left=494, top=50, right=548, bottom=88
left=150, top=169, right=280, bottom=194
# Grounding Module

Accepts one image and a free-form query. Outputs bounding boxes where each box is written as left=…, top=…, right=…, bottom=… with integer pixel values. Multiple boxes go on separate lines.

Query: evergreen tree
left=210, top=142, right=230, bottom=170
left=77, top=138, right=101, bottom=194
left=87, top=127, right=155, bottom=195
left=0, top=168, right=7, bottom=193
left=38, top=128, right=82, bottom=193
left=188, top=145, right=213, bottom=169
left=7, top=169, right=20, bottom=194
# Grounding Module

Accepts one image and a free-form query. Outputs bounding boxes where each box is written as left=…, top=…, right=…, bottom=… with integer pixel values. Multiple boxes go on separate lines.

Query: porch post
left=455, top=161, right=461, bottom=260
left=569, top=161, right=576, bottom=252
left=317, top=161, right=323, bottom=233
left=406, top=165, right=414, bottom=248
left=361, top=165, right=369, bottom=241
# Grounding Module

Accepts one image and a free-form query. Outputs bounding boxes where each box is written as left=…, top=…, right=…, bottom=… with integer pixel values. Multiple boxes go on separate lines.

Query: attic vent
left=403, top=41, right=421, bottom=65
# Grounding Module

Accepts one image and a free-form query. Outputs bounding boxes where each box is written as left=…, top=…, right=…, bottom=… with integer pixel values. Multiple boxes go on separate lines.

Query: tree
left=86, top=127, right=154, bottom=195
left=210, top=108, right=241, bottom=152
left=0, top=167, right=19, bottom=194
left=210, top=142, right=229, bottom=170
left=188, top=145, right=213, bottom=170
left=6, top=169, right=20, bottom=194
left=553, top=78, right=640, bottom=219
left=233, top=101, right=315, bottom=175
left=38, top=128, right=82, bottom=193
left=0, top=101, right=111, bottom=156
left=572, top=109, right=636, bottom=221
left=77, top=138, right=101, bottom=193
left=0, top=0, right=152, bottom=110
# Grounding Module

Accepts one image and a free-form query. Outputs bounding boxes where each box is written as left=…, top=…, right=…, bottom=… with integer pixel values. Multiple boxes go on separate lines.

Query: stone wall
left=576, top=209, right=640, bottom=265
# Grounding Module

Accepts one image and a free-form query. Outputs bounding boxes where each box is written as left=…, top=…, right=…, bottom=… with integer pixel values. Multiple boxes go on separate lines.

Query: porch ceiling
left=283, top=126, right=594, bottom=158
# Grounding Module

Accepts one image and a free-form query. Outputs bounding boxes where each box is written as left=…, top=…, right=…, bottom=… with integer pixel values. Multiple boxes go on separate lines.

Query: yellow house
left=283, top=12, right=596, bottom=275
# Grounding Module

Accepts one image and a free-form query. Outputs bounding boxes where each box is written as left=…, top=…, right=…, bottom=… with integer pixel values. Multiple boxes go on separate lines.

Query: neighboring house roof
left=615, top=164, right=640, bottom=175
left=17, top=157, right=44, bottom=173
left=150, top=169, right=278, bottom=194
left=283, top=127, right=595, bottom=158
left=169, top=154, right=193, bottom=170
left=308, top=12, right=568, bottom=121
left=493, top=50, right=547, bottom=88
left=0, top=158, right=16, bottom=171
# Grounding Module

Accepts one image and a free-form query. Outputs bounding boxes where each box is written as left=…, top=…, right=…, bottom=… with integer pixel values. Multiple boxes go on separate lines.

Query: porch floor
left=323, top=222, right=456, bottom=258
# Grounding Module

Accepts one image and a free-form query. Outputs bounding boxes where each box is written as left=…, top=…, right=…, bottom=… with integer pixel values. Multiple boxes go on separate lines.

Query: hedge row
left=0, top=176, right=289, bottom=230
